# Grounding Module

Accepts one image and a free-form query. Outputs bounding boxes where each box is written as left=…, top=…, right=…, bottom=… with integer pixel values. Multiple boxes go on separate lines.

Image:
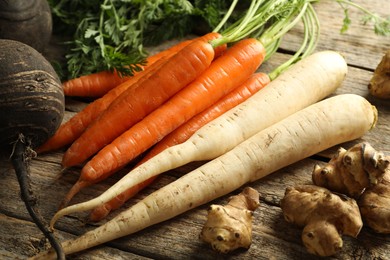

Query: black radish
left=0, top=0, right=52, bottom=52
left=0, top=39, right=65, bottom=259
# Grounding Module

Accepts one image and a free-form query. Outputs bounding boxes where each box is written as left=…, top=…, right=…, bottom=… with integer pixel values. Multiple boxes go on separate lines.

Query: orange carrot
left=36, top=58, right=167, bottom=154
left=37, top=33, right=224, bottom=154
left=61, top=38, right=266, bottom=207
left=62, top=42, right=188, bottom=98
left=61, top=37, right=218, bottom=169
left=88, top=71, right=270, bottom=222
left=62, top=33, right=226, bottom=98
left=145, top=72, right=270, bottom=156
left=63, top=70, right=131, bottom=98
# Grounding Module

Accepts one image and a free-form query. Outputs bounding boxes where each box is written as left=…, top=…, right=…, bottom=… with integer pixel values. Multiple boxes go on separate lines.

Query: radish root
left=11, top=135, right=65, bottom=259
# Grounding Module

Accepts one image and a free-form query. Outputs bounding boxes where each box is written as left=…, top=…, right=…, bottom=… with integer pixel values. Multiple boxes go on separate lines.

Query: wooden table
left=1, top=1, right=389, bottom=259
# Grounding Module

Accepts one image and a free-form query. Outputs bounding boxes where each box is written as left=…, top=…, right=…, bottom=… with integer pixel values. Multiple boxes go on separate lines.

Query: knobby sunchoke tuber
left=359, top=170, right=390, bottom=233
left=368, top=49, right=390, bottom=99
left=281, top=185, right=363, bottom=257
left=312, top=142, right=390, bottom=233
left=312, top=142, right=388, bottom=199
left=199, top=187, right=260, bottom=253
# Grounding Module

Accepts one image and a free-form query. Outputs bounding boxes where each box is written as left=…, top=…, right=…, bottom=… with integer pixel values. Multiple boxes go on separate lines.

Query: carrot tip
left=88, top=204, right=112, bottom=222
left=60, top=166, right=70, bottom=175
left=59, top=180, right=88, bottom=209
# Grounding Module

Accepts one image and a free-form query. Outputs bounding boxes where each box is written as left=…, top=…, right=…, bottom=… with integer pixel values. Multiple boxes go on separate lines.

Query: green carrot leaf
left=48, top=0, right=236, bottom=80
left=340, top=8, right=351, bottom=34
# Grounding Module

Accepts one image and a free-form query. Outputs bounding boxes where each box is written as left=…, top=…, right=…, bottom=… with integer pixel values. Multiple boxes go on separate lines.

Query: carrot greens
left=336, top=0, right=390, bottom=35
left=48, top=0, right=240, bottom=79
left=48, top=0, right=388, bottom=80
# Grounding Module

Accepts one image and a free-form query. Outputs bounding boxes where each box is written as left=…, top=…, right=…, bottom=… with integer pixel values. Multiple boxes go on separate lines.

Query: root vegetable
left=313, top=142, right=390, bottom=233
left=359, top=170, right=390, bottom=234
left=200, top=187, right=260, bottom=253
left=36, top=57, right=169, bottom=154
left=368, top=49, right=390, bottom=99
left=61, top=37, right=266, bottom=208
left=50, top=50, right=349, bottom=222
left=312, top=142, right=388, bottom=198
left=55, top=0, right=315, bottom=212
left=61, top=32, right=227, bottom=98
left=88, top=72, right=270, bottom=222
left=0, top=39, right=65, bottom=259
left=38, top=31, right=226, bottom=154
left=0, top=0, right=52, bottom=52
left=61, top=38, right=217, bottom=168
left=34, top=93, right=377, bottom=259
left=281, top=185, right=363, bottom=257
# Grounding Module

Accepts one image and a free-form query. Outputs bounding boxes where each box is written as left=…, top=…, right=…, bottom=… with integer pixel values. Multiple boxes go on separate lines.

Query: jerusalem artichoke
left=199, top=187, right=260, bottom=253
left=313, top=142, right=390, bottom=233
left=280, top=185, right=363, bottom=257
left=312, top=143, right=388, bottom=198
left=358, top=164, right=390, bottom=233
left=368, top=49, right=390, bottom=99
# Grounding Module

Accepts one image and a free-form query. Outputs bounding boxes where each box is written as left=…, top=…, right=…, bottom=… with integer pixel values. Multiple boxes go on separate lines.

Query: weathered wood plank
left=0, top=213, right=152, bottom=259
left=281, top=0, right=390, bottom=69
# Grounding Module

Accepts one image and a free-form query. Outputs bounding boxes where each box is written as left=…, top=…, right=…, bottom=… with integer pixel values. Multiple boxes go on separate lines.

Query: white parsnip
left=50, top=50, right=348, bottom=224
left=33, top=94, right=377, bottom=259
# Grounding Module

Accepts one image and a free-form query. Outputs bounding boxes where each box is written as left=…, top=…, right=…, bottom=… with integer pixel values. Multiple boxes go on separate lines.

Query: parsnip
left=32, top=93, right=378, bottom=259
left=51, top=50, right=348, bottom=224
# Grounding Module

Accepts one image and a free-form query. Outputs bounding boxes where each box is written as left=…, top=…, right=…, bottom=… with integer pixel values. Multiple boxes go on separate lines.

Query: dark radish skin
left=0, top=0, right=52, bottom=52
left=0, top=39, right=65, bottom=259
left=0, top=40, right=64, bottom=146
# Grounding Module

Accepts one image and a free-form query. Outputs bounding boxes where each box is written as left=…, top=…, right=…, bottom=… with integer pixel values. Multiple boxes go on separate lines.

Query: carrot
left=53, top=0, right=296, bottom=158
left=37, top=33, right=225, bottom=154
left=60, top=38, right=266, bottom=207
left=61, top=36, right=226, bottom=169
left=36, top=58, right=167, bottom=154
left=62, top=33, right=226, bottom=98
left=143, top=73, right=270, bottom=155
left=88, top=71, right=271, bottom=222
left=60, top=0, right=237, bottom=98
left=50, top=50, right=349, bottom=225
left=62, top=63, right=151, bottom=98
left=88, top=0, right=321, bottom=221
left=87, top=176, right=156, bottom=222
left=37, top=93, right=377, bottom=259
left=62, top=69, right=134, bottom=98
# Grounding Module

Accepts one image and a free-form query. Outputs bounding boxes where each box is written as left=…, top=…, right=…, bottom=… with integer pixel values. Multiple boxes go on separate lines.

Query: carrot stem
left=212, top=0, right=239, bottom=33
left=268, top=3, right=320, bottom=80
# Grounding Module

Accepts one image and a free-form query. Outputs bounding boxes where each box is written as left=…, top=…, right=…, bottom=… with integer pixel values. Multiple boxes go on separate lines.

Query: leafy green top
left=48, top=0, right=236, bottom=79
left=49, top=0, right=389, bottom=81
left=337, top=0, right=390, bottom=35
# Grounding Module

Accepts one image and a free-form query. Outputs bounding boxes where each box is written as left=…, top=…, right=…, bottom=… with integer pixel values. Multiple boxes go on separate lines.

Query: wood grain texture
left=0, top=0, right=389, bottom=259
